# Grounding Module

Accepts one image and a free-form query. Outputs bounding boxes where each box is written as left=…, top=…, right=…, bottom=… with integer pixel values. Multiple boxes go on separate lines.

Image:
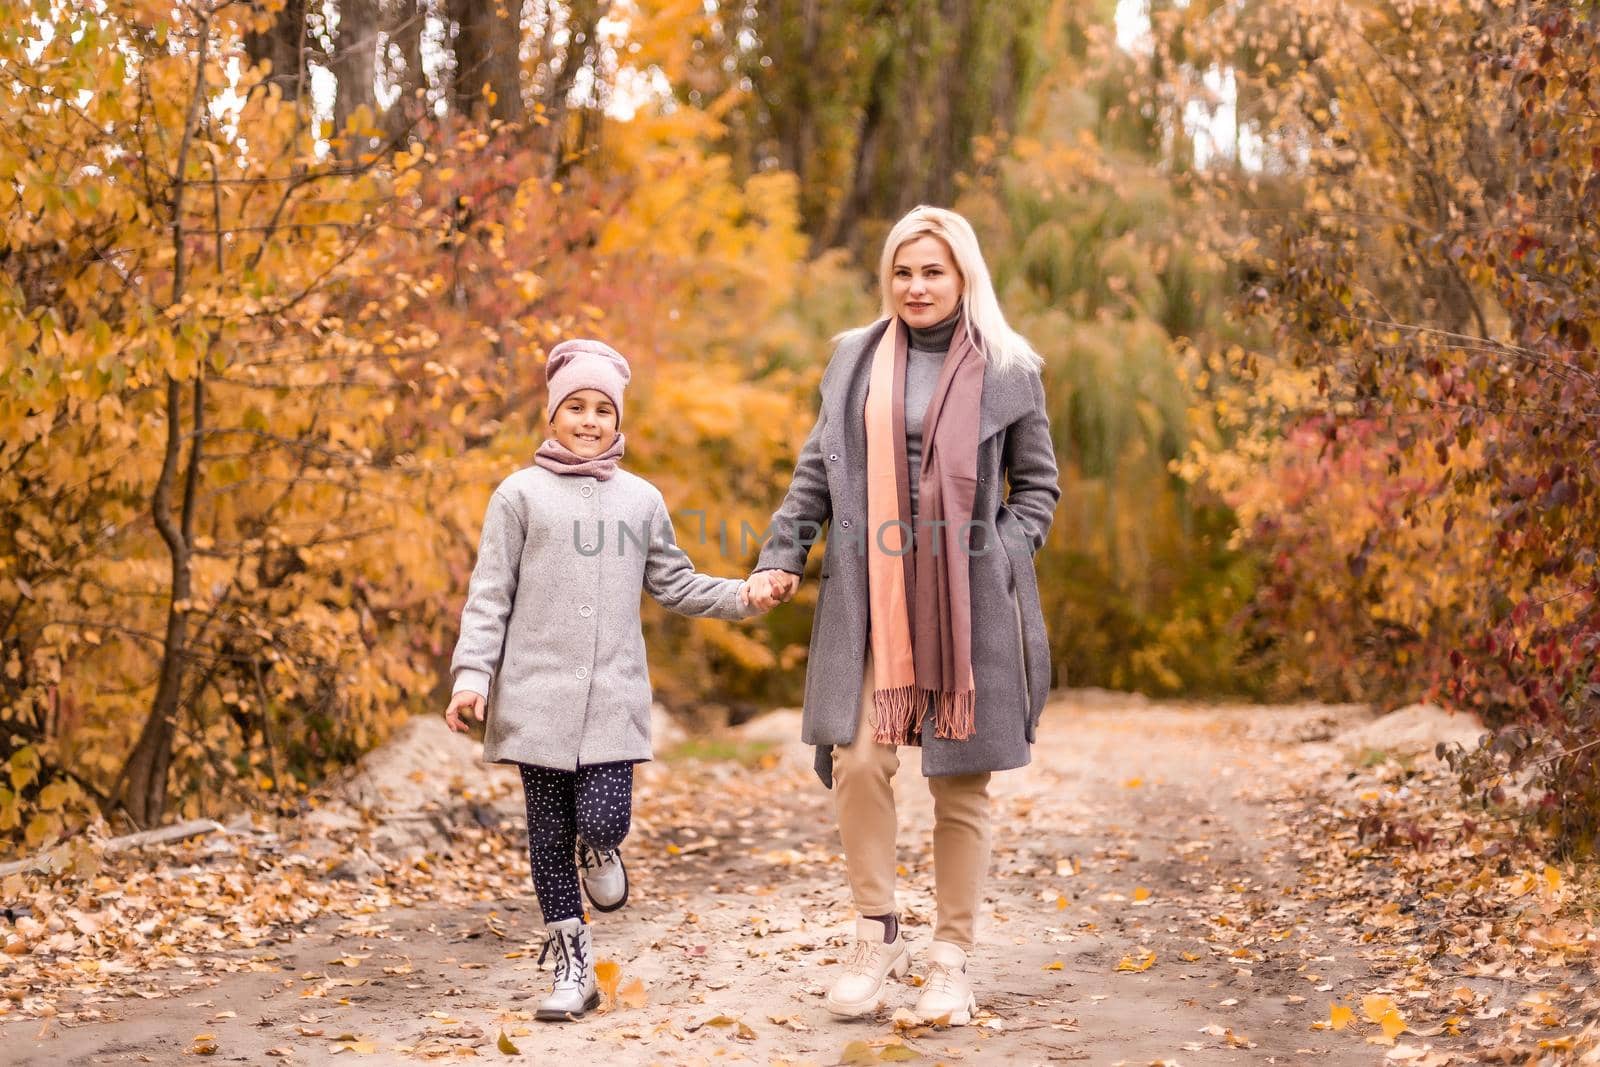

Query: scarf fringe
left=925, top=687, right=977, bottom=741
left=872, top=686, right=978, bottom=744
left=871, top=685, right=923, bottom=745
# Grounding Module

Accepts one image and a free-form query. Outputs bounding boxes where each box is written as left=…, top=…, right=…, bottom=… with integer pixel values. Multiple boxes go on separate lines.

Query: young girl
left=443, top=339, right=781, bottom=1021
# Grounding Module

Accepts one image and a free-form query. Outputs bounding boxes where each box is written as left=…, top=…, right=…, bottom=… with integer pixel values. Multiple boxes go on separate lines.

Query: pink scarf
left=864, top=317, right=985, bottom=744
left=533, top=433, right=626, bottom=480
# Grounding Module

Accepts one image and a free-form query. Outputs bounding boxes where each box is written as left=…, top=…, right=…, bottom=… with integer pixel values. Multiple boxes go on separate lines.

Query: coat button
left=575, top=666, right=589, bottom=680
left=580, top=485, right=594, bottom=498
left=579, top=605, right=593, bottom=618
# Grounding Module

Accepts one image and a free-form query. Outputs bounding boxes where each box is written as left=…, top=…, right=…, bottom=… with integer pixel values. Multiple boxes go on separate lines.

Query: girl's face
left=891, top=235, right=964, bottom=328
left=550, top=389, right=619, bottom=457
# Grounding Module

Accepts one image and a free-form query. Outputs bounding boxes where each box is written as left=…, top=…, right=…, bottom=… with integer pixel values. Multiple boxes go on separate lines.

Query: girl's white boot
left=535, top=918, right=599, bottom=1022
left=578, top=841, right=629, bottom=912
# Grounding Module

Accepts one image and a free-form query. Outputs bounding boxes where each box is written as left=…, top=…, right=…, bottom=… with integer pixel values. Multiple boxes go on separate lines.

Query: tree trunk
left=119, top=22, right=212, bottom=829
left=927, top=0, right=975, bottom=208
left=543, top=0, right=602, bottom=169
left=245, top=0, right=311, bottom=103
left=826, top=44, right=895, bottom=255
left=543, top=2, right=599, bottom=116
left=332, top=0, right=382, bottom=157
left=383, top=0, right=428, bottom=140
left=447, top=0, right=524, bottom=123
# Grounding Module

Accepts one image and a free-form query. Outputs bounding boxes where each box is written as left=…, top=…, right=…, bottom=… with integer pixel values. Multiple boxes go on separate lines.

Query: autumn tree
left=0, top=0, right=842, bottom=846
left=0, top=1, right=487, bottom=834
left=1168, top=0, right=1600, bottom=849
left=678, top=0, right=1051, bottom=254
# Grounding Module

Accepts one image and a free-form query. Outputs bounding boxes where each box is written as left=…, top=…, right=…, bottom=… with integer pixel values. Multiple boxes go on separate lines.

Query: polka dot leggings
left=517, top=761, right=634, bottom=924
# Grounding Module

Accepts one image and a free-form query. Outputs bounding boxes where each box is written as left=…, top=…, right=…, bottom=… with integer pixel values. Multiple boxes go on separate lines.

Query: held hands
left=443, top=691, right=485, bottom=733
left=739, top=569, right=801, bottom=612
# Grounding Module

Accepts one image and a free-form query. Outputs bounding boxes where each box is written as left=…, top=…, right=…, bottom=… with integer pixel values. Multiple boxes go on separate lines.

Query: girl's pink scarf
left=864, top=316, right=985, bottom=745
left=533, top=433, right=626, bottom=480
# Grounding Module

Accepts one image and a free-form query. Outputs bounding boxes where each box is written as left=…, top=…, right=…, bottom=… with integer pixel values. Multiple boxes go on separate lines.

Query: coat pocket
left=996, top=505, right=1050, bottom=732
left=1014, top=590, right=1035, bottom=743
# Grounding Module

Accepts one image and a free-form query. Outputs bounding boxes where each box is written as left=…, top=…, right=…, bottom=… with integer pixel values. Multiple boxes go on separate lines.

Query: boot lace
left=577, top=841, right=615, bottom=874
left=538, top=929, right=575, bottom=985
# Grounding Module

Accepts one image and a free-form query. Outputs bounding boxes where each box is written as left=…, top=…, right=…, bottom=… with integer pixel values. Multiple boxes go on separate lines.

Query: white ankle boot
left=825, top=916, right=911, bottom=1018
left=577, top=841, right=628, bottom=912
left=535, top=918, right=599, bottom=1022
left=914, top=940, right=976, bottom=1024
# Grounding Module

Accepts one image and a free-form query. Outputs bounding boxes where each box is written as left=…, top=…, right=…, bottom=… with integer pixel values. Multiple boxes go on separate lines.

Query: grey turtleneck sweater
left=904, top=310, right=959, bottom=519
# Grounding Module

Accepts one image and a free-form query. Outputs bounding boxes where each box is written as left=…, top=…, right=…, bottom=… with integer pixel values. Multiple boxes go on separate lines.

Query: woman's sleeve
left=450, top=490, right=525, bottom=699
left=644, top=497, right=759, bottom=620
left=1002, top=369, right=1062, bottom=551
left=754, top=400, right=832, bottom=576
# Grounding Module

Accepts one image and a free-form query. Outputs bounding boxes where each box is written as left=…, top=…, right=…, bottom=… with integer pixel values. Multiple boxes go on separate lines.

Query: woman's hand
left=444, top=691, right=485, bottom=733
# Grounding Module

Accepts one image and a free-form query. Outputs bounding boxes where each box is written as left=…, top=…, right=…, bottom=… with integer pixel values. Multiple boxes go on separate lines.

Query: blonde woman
left=749, top=206, right=1060, bottom=1023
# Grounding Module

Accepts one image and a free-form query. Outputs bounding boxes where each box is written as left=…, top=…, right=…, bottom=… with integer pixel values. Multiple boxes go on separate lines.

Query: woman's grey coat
left=452, top=465, right=754, bottom=770
left=756, top=318, right=1061, bottom=781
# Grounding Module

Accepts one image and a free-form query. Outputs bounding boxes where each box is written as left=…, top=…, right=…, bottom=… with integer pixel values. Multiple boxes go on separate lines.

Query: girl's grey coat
left=452, top=466, right=754, bottom=770
left=756, top=318, right=1061, bottom=780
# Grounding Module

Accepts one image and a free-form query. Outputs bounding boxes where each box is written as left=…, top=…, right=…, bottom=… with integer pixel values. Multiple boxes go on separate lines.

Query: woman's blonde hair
left=876, top=205, right=1041, bottom=375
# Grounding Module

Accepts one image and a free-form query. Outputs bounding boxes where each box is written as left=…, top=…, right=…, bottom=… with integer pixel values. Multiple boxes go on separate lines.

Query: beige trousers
left=831, top=651, right=993, bottom=949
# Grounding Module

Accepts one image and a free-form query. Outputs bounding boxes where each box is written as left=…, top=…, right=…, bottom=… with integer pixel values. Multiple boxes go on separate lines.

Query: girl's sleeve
left=643, top=497, right=759, bottom=620
left=450, top=490, right=526, bottom=699
left=1001, top=368, right=1062, bottom=551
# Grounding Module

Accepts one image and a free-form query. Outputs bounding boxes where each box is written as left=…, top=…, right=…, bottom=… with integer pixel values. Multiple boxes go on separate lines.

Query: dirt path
left=0, top=697, right=1457, bottom=1065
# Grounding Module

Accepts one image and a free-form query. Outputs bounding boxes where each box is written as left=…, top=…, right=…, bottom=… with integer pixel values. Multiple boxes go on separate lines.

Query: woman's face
left=891, top=235, right=963, bottom=328
left=550, top=389, right=619, bottom=457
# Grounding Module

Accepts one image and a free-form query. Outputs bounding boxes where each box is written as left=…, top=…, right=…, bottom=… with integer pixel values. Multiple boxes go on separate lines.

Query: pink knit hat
left=544, top=339, right=631, bottom=424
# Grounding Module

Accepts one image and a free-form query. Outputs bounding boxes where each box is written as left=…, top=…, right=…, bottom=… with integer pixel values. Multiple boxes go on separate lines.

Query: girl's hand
left=444, top=691, right=485, bottom=733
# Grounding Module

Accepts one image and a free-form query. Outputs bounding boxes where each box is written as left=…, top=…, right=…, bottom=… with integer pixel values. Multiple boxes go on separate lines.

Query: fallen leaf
left=842, top=1041, right=878, bottom=1065
left=1362, top=995, right=1398, bottom=1024
left=618, top=977, right=648, bottom=1009
left=331, top=1038, right=378, bottom=1054
left=594, top=959, right=621, bottom=1007
left=496, top=1031, right=520, bottom=1055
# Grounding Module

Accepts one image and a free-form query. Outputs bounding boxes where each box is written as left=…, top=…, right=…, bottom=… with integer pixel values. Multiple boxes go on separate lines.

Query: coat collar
left=822, top=318, right=1034, bottom=445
